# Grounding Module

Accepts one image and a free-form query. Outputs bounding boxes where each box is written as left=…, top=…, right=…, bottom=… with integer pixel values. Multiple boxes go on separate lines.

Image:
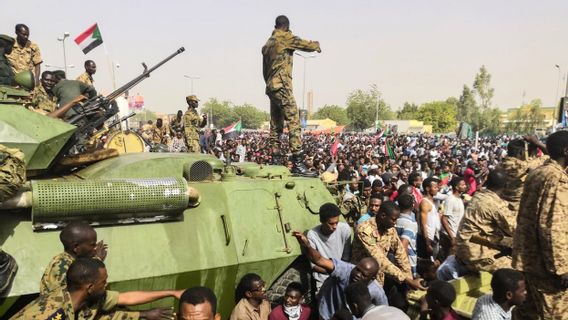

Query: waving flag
left=74, top=23, right=103, bottom=54
left=223, top=120, right=242, bottom=134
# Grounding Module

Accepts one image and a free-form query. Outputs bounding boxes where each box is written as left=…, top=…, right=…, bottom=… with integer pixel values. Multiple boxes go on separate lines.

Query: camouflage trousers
left=0, top=145, right=26, bottom=203
left=185, top=138, right=200, bottom=153
left=268, top=88, right=301, bottom=153
left=513, top=274, right=568, bottom=320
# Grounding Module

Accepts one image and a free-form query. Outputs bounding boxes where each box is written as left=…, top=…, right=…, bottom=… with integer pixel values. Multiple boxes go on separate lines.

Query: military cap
left=186, top=95, right=200, bottom=102
left=52, top=70, right=66, bottom=80
left=320, top=171, right=338, bottom=183
left=0, top=34, right=15, bottom=45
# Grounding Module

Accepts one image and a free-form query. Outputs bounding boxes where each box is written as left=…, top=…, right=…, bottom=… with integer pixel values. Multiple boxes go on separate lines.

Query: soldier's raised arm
left=287, top=33, right=321, bottom=53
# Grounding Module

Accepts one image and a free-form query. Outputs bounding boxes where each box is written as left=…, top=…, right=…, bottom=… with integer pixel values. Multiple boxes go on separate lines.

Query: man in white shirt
left=440, top=177, right=467, bottom=259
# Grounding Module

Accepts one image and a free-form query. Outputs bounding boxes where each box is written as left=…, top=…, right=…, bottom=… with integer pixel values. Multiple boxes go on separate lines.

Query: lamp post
left=294, top=52, right=316, bottom=111
left=183, top=75, right=200, bottom=94
left=112, top=62, right=120, bottom=90
left=57, top=32, right=70, bottom=76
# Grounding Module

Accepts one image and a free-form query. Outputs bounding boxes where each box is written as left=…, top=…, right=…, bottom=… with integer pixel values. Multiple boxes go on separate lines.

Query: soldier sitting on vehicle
left=13, top=258, right=183, bottom=319
left=49, top=70, right=98, bottom=120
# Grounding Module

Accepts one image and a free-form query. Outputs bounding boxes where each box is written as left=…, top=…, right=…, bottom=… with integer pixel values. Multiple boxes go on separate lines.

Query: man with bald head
left=292, top=231, right=387, bottom=320
left=39, top=221, right=107, bottom=295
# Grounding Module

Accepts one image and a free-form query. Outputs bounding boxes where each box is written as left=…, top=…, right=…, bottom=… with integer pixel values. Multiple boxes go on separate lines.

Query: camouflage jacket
left=76, top=72, right=94, bottom=87
left=183, top=108, right=204, bottom=138
left=262, top=29, right=320, bottom=93
left=38, top=252, right=139, bottom=320
left=6, top=39, right=42, bottom=75
left=456, top=189, right=515, bottom=272
left=27, top=84, right=57, bottom=113
left=340, top=191, right=367, bottom=227
left=10, top=288, right=137, bottom=320
left=513, top=159, right=568, bottom=279
left=351, top=218, right=411, bottom=284
left=169, top=117, right=184, bottom=135
left=0, top=144, right=26, bottom=203
left=499, top=155, right=549, bottom=210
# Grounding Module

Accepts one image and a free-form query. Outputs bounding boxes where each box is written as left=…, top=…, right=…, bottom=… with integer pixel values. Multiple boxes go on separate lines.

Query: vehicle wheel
left=267, top=256, right=314, bottom=308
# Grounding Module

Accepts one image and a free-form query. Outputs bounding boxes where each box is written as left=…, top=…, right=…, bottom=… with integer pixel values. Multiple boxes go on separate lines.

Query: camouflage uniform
left=38, top=252, right=140, bottom=319
left=5, top=40, right=41, bottom=76
left=169, top=117, right=184, bottom=136
left=76, top=72, right=94, bottom=87
left=183, top=108, right=202, bottom=153
left=455, top=189, right=515, bottom=273
left=0, top=144, right=26, bottom=203
left=262, top=29, right=320, bottom=153
left=340, top=191, right=367, bottom=227
left=27, top=84, right=57, bottom=113
left=512, top=159, right=568, bottom=320
left=10, top=288, right=139, bottom=320
left=351, top=218, right=411, bottom=285
left=499, top=155, right=549, bottom=212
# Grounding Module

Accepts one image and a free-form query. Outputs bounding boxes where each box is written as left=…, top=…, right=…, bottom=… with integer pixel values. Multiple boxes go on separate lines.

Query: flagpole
left=102, top=42, right=116, bottom=90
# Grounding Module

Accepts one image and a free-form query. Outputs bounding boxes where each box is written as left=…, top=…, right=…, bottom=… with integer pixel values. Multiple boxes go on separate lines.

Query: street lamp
left=183, top=75, right=200, bottom=94
left=112, top=62, right=120, bottom=90
left=57, top=32, right=70, bottom=76
left=295, top=52, right=316, bottom=111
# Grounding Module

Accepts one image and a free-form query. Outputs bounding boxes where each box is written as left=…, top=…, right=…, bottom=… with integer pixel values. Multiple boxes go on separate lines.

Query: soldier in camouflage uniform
left=262, top=15, right=320, bottom=176
left=351, top=201, right=425, bottom=292
left=455, top=169, right=515, bottom=273
left=6, top=24, right=42, bottom=86
left=26, top=70, right=58, bottom=114
left=169, top=110, right=184, bottom=136
left=498, top=136, right=548, bottom=212
left=13, top=258, right=181, bottom=320
left=0, top=35, right=15, bottom=86
left=512, top=131, right=568, bottom=320
left=340, top=178, right=370, bottom=227
left=183, top=95, right=207, bottom=153
left=0, top=144, right=26, bottom=297
left=76, top=60, right=96, bottom=87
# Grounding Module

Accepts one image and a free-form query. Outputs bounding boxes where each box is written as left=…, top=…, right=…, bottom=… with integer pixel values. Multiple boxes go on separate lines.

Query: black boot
left=290, top=152, right=317, bottom=177
left=0, top=250, right=17, bottom=297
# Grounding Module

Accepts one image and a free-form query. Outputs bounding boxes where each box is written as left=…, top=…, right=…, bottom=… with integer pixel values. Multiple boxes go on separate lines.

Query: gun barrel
left=106, top=47, right=186, bottom=101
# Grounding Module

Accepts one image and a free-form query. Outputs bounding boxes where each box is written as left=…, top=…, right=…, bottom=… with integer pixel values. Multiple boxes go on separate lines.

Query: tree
left=478, top=108, right=502, bottom=135
left=200, top=98, right=236, bottom=128
left=345, top=85, right=394, bottom=130
left=397, top=102, right=419, bottom=120
left=233, top=104, right=267, bottom=129
left=312, top=104, right=349, bottom=125
left=473, top=65, right=495, bottom=110
left=457, top=85, right=477, bottom=124
left=416, top=100, right=458, bottom=133
left=506, top=99, right=545, bottom=134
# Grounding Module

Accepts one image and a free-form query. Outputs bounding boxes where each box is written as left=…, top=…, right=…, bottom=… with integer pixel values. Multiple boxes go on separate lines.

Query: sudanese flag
left=74, top=23, right=103, bottom=54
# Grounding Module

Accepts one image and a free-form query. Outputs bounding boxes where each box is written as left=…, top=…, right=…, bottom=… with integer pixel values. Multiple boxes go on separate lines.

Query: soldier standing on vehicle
left=183, top=95, right=207, bottom=153
left=262, top=15, right=320, bottom=176
left=76, top=60, right=96, bottom=87
left=170, top=110, right=184, bottom=136
left=512, top=130, right=568, bottom=320
left=6, top=24, right=42, bottom=86
left=0, top=144, right=26, bottom=297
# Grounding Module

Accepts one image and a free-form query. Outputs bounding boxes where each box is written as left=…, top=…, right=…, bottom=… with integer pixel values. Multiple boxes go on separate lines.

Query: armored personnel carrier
left=0, top=49, right=334, bottom=318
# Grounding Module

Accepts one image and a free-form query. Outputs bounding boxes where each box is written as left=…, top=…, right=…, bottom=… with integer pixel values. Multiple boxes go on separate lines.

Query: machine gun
left=62, top=47, right=186, bottom=155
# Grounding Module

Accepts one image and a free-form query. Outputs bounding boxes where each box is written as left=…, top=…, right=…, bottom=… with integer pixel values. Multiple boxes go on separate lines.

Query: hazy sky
left=4, top=0, right=568, bottom=114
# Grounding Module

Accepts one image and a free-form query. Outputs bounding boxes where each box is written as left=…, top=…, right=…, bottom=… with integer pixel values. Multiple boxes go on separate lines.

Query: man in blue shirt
left=292, top=231, right=388, bottom=320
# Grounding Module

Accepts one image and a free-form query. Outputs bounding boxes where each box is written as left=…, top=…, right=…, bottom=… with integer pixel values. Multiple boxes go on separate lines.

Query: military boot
left=0, top=250, right=17, bottom=297
left=290, top=152, right=317, bottom=177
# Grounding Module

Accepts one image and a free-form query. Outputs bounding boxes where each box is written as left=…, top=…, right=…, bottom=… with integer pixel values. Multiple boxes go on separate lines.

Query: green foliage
left=345, top=85, right=394, bottom=130
left=416, top=100, right=458, bottom=133
left=457, top=85, right=477, bottom=124
left=201, top=98, right=235, bottom=128
left=312, top=104, right=349, bottom=125
left=505, top=99, right=545, bottom=134
left=473, top=65, right=495, bottom=109
left=233, top=104, right=267, bottom=129
left=478, top=108, right=502, bottom=135
left=397, top=102, right=419, bottom=120
left=131, top=109, right=157, bottom=123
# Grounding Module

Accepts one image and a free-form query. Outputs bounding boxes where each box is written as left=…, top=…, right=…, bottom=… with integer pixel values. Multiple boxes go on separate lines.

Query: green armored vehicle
left=0, top=49, right=334, bottom=318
